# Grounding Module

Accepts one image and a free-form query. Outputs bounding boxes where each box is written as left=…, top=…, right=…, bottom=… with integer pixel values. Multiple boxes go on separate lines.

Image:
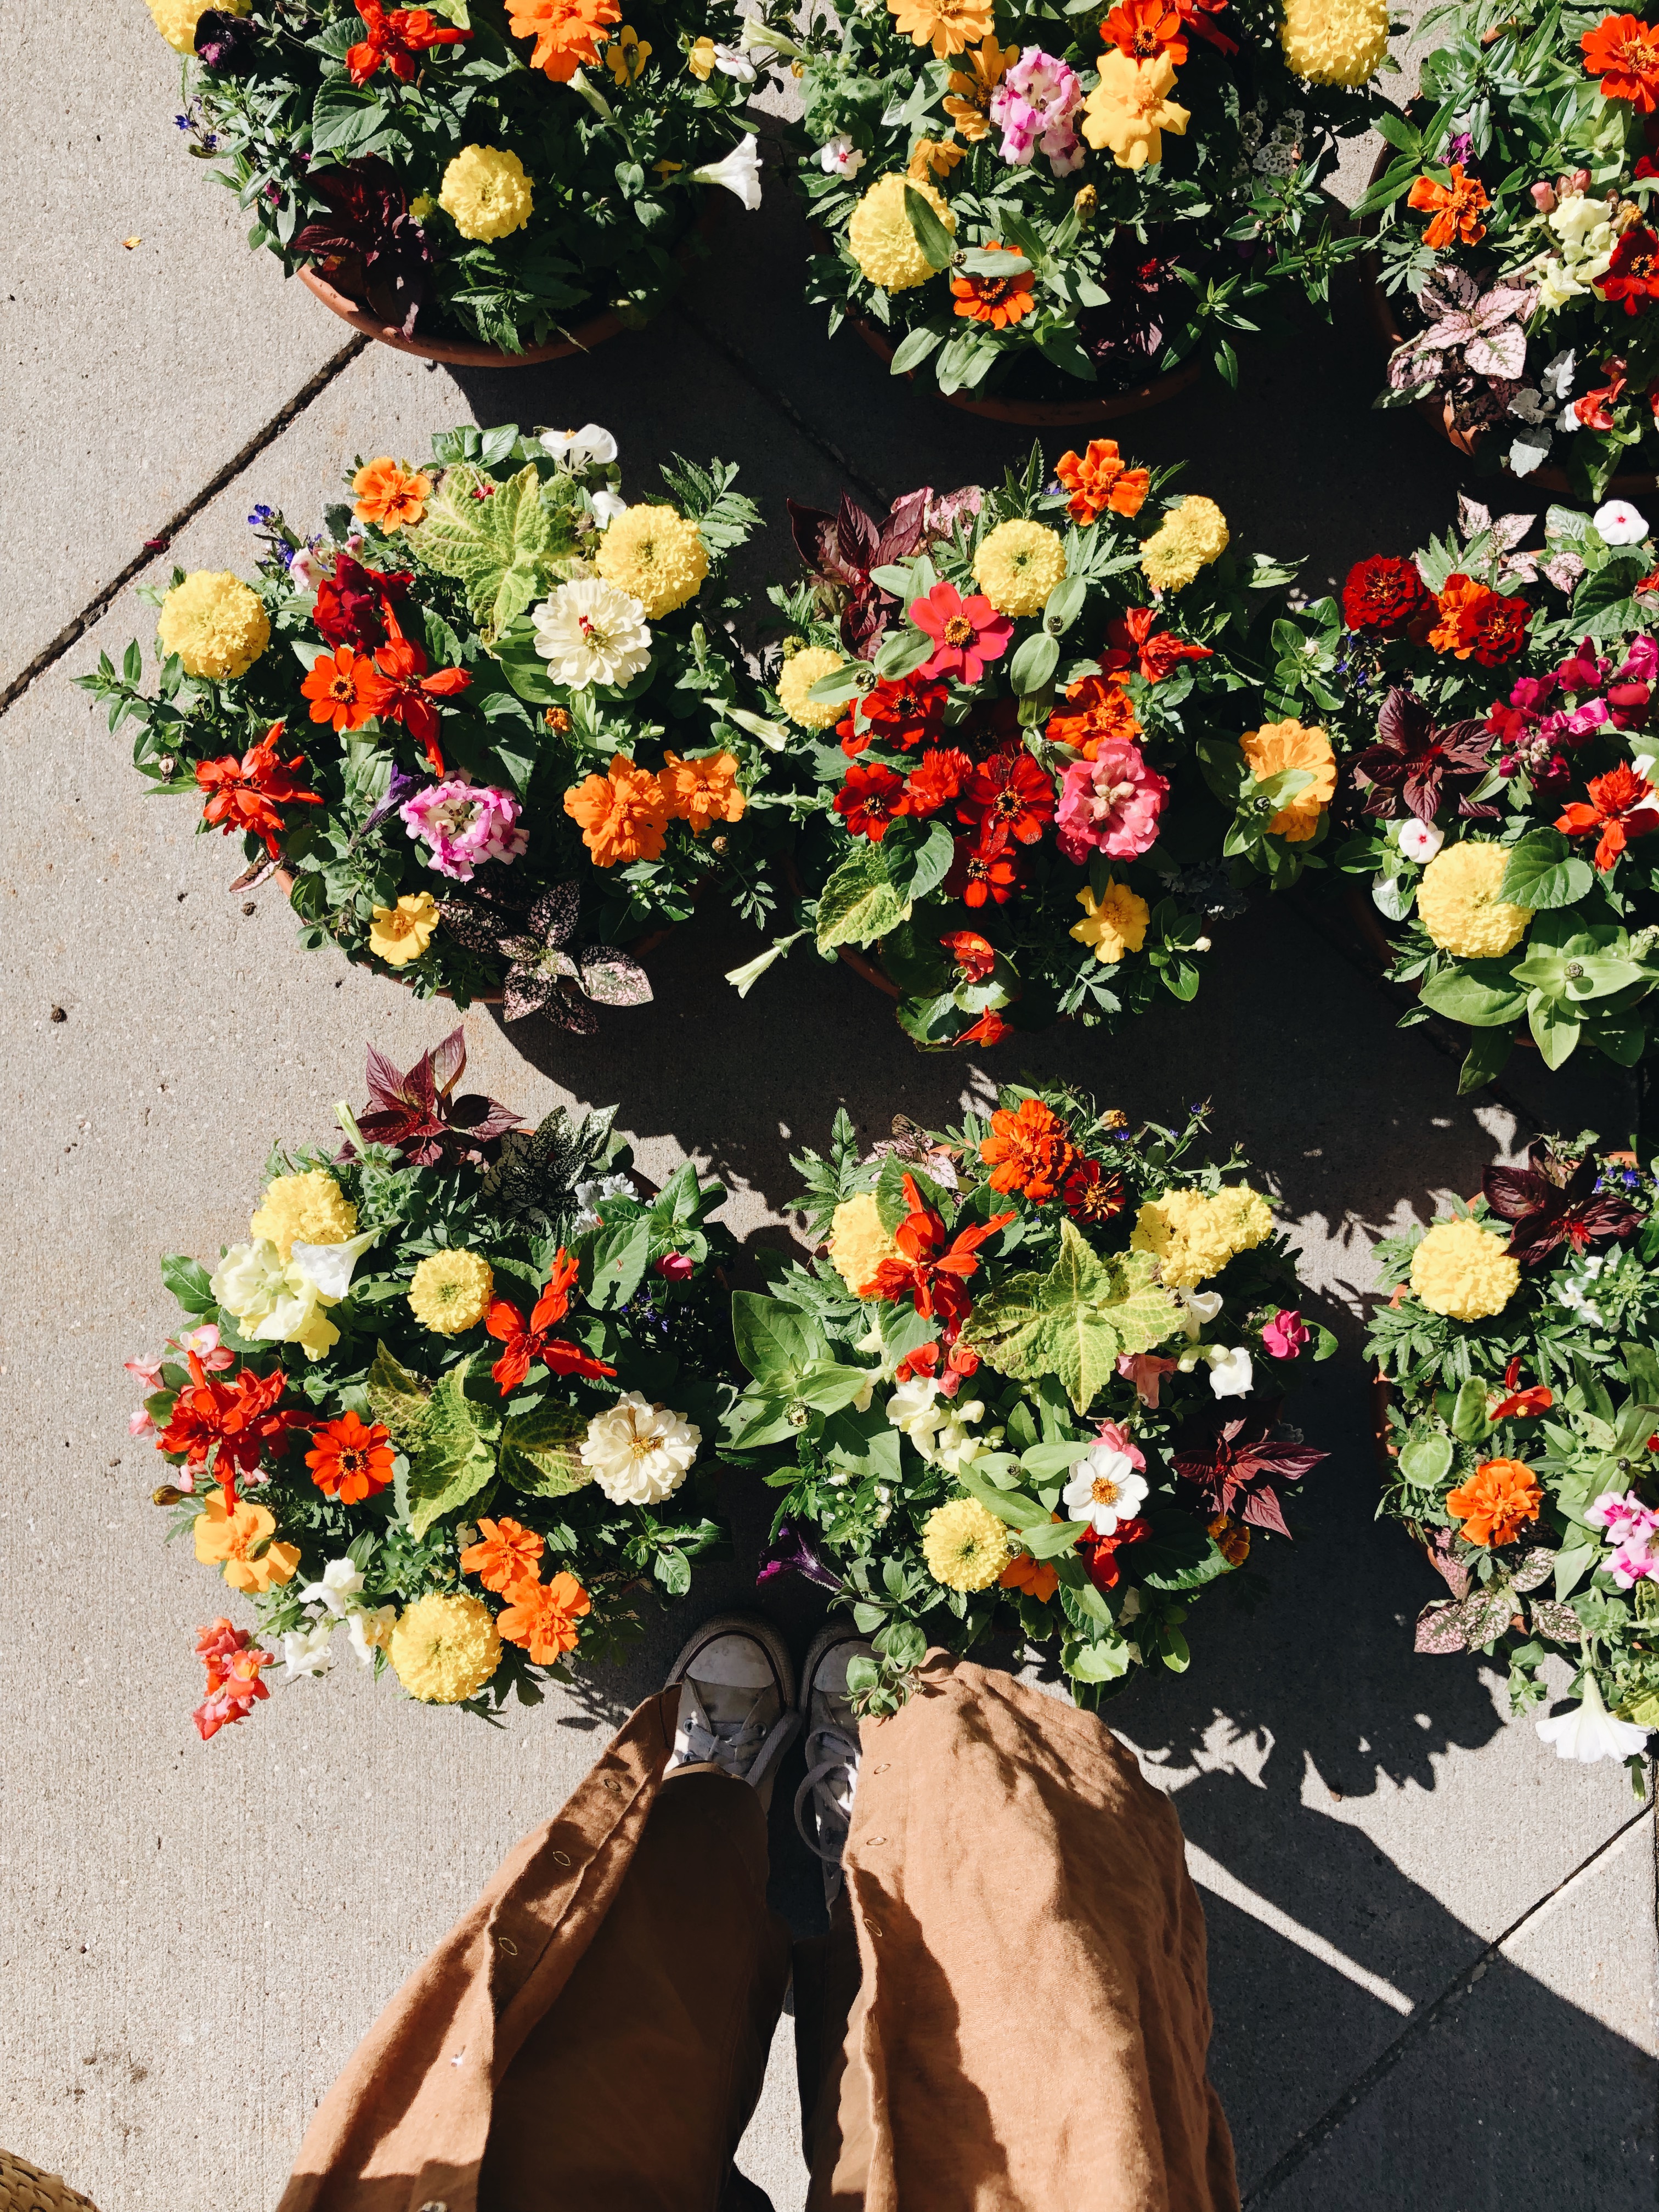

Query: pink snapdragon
left=1261, top=1308, right=1310, bottom=1359
left=400, top=778, right=529, bottom=882
left=1587, top=1489, right=1659, bottom=1587
left=1055, top=737, right=1169, bottom=862
left=989, top=50, right=1084, bottom=176
left=1116, top=1351, right=1178, bottom=1408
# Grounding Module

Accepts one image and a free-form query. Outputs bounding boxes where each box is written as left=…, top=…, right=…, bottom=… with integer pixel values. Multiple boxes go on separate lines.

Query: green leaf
left=405, top=1357, right=501, bottom=1539
left=408, top=464, right=558, bottom=641
left=308, top=84, right=393, bottom=159
left=1499, top=829, right=1595, bottom=912
left=584, top=1215, right=652, bottom=1311
left=1458, top=1026, right=1515, bottom=1093
left=161, top=1254, right=217, bottom=1317
left=1418, top=961, right=1530, bottom=1028
left=1449, top=1375, right=1490, bottom=1444
left=1064, top=1631, right=1135, bottom=1684
left=1399, top=1431, right=1454, bottom=1488
left=956, top=1462, right=1054, bottom=1531
left=903, top=183, right=956, bottom=270
left=365, top=1341, right=431, bottom=1447
left=888, top=325, right=945, bottom=375
left=1008, top=631, right=1060, bottom=696
left=731, top=1293, right=819, bottom=1389
left=499, top=1402, right=591, bottom=1497
left=963, top=1224, right=1179, bottom=1415
left=816, top=842, right=912, bottom=951
left=1528, top=990, right=1582, bottom=1068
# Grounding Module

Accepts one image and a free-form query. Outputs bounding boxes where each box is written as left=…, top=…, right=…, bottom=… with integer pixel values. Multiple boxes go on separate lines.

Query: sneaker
left=793, top=1626, right=872, bottom=1909
left=664, top=1612, right=800, bottom=1810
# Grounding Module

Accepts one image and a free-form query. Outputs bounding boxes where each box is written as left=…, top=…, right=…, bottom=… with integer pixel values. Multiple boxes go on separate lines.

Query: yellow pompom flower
left=439, top=146, right=534, bottom=242
left=1416, top=842, right=1533, bottom=958
left=1081, top=51, right=1189, bottom=170
left=1410, top=1216, right=1520, bottom=1321
left=1131, top=1186, right=1273, bottom=1290
left=972, top=521, right=1067, bottom=618
left=1070, top=879, right=1150, bottom=964
left=146, top=0, right=247, bottom=53
left=778, top=646, right=847, bottom=729
left=390, top=1592, right=502, bottom=1704
left=1140, top=496, right=1230, bottom=594
left=249, top=1171, right=359, bottom=1263
left=848, top=173, right=956, bottom=292
left=595, top=505, right=709, bottom=619
left=1279, top=0, right=1389, bottom=87
left=922, top=1498, right=1011, bottom=1591
left=369, top=891, right=441, bottom=968
left=828, top=1192, right=900, bottom=1295
left=408, top=1249, right=494, bottom=1334
left=156, top=572, right=270, bottom=681
left=1239, top=720, right=1336, bottom=843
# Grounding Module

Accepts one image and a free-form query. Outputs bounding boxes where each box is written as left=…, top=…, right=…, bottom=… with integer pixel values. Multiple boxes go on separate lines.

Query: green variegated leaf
left=499, top=1403, right=592, bottom=1498
left=365, top=1340, right=431, bottom=1447
left=962, top=1224, right=1178, bottom=1415
left=405, top=1356, right=502, bottom=1538
left=409, top=464, right=561, bottom=640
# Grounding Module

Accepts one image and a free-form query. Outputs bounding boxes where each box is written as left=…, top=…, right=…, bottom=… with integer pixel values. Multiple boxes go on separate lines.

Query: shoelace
left=678, top=1689, right=772, bottom=1779
left=793, top=1720, right=861, bottom=1865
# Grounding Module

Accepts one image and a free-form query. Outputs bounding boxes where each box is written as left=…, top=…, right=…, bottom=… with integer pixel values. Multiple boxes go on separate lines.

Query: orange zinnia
left=1583, top=10, right=1659, bottom=110
left=1406, top=164, right=1489, bottom=251
left=661, top=749, right=746, bottom=834
left=979, top=1097, right=1076, bottom=1203
left=496, top=1570, right=592, bottom=1662
left=1054, top=438, right=1150, bottom=526
left=460, top=1516, right=545, bottom=1594
left=889, top=0, right=995, bottom=60
left=1101, top=0, right=1187, bottom=62
left=1446, top=1458, right=1543, bottom=1548
left=1046, top=673, right=1142, bottom=761
left=351, top=456, right=433, bottom=531
left=1001, top=1549, right=1060, bottom=1602
left=300, top=643, right=378, bottom=733
left=305, top=1412, right=395, bottom=1504
left=951, top=246, right=1036, bottom=329
left=506, top=0, right=619, bottom=78
left=562, top=755, right=670, bottom=866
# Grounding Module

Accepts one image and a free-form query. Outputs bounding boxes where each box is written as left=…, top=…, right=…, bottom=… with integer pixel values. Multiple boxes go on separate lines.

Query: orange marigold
left=1446, top=1458, right=1543, bottom=1548
left=351, top=456, right=432, bottom=531
left=1583, top=10, right=1659, bottom=110
left=1427, top=574, right=1532, bottom=666
left=1207, top=1512, right=1250, bottom=1566
left=1046, top=672, right=1142, bottom=760
left=979, top=1097, right=1076, bottom=1203
left=661, top=749, right=746, bottom=834
left=1406, top=164, right=1489, bottom=251
left=563, top=755, right=669, bottom=866
left=1054, top=438, right=1150, bottom=525
left=459, top=1516, right=545, bottom=1594
left=1238, top=719, right=1335, bottom=841
left=496, top=1569, right=592, bottom=1662
left=507, top=0, right=620, bottom=78
left=1001, top=1549, right=1060, bottom=1602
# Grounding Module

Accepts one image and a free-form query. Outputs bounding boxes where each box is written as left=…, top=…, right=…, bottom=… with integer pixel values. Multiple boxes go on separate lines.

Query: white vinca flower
left=690, top=134, right=763, bottom=211
left=538, top=423, right=618, bottom=467
left=819, top=134, right=865, bottom=178
left=1536, top=1675, right=1649, bottom=1764
left=1205, top=1345, right=1255, bottom=1399
left=1398, top=818, right=1444, bottom=864
left=1595, top=499, right=1650, bottom=546
left=1063, top=1444, right=1148, bottom=1536
left=581, top=1391, right=702, bottom=1505
left=533, top=577, right=653, bottom=689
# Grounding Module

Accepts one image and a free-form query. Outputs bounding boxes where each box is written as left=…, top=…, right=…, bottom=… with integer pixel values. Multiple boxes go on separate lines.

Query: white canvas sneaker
left=663, top=1612, right=800, bottom=1810
left=793, top=1626, right=873, bottom=1909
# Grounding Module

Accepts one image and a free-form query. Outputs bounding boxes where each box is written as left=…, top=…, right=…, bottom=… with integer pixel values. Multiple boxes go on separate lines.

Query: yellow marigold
left=369, top=891, right=441, bottom=968
left=1280, top=0, right=1389, bottom=87
left=1081, top=50, right=1189, bottom=170
left=146, top=0, right=247, bottom=53
left=408, top=1249, right=494, bottom=1334
left=887, top=0, right=994, bottom=60
left=848, top=173, right=956, bottom=292
left=973, top=520, right=1068, bottom=618
left=1131, top=1184, right=1273, bottom=1290
left=1410, top=1216, right=1520, bottom=1322
left=249, top=1171, right=359, bottom=1263
left=778, top=646, right=847, bottom=729
left=1070, top=879, right=1150, bottom=964
left=1239, top=719, right=1336, bottom=843
left=1416, top=841, right=1533, bottom=958
left=439, top=146, right=534, bottom=242
left=595, top=505, right=708, bottom=620
left=828, top=1192, right=899, bottom=1295
left=1139, top=496, right=1230, bottom=594
left=922, top=1497, right=1011, bottom=1591
left=389, top=1592, right=502, bottom=1704
left=156, top=572, right=270, bottom=681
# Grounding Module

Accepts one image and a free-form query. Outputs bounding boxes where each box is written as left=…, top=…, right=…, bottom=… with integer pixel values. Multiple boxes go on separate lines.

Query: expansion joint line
left=1242, top=1798, right=1655, bottom=2205
left=0, top=334, right=369, bottom=723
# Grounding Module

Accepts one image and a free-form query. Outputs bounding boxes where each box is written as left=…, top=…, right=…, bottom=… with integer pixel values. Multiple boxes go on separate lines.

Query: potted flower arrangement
left=146, top=0, right=764, bottom=360
left=1367, top=1134, right=1659, bottom=1787
left=83, top=424, right=784, bottom=1026
left=766, top=0, right=1387, bottom=416
left=723, top=1092, right=1331, bottom=1712
left=126, top=1030, right=737, bottom=1737
left=733, top=441, right=1332, bottom=1049
left=1310, top=492, right=1659, bottom=1091
left=1362, top=3, right=1659, bottom=498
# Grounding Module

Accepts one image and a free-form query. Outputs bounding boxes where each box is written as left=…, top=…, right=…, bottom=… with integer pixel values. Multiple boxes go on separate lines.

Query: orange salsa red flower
left=1446, top=1458, right=1543, bottom=1547
left=1046, top=673, right=1142, bottom=760
left=1053, top=439, right=1151, bottom=526
left=306, top=1411, right=396, bottom=1504
left=1583, top=10, right=1659, bottom=110
left=1427, top=575, right=1532, bottom=666
left=1406, top=164, right=1489, bottom=251
left=979, top=1097, right=1076, bottom=1202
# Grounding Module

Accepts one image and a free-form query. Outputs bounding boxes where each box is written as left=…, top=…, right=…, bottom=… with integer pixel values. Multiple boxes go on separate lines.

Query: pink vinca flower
left=1261, top=1308, right=1310, bottom=1359
left=909, top=583, right=1014, bottom=685
left=1055, top=737, right=1169, bottom=862
left=401, top=778, right=529, bottom=883
left=990, top=50, right=1084, bottom=176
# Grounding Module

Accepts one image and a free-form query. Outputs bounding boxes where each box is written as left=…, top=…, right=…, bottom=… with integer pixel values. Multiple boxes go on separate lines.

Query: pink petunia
left=909, top=583, right=1014, bottom=685
left=401, top=778, right=529, bottom=883
left=1054, top=737, right=1169, bottom=863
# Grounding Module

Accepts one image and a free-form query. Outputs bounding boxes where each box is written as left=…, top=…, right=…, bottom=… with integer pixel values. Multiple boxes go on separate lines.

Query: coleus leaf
left=962, top=1223, right=1178, bottom=1415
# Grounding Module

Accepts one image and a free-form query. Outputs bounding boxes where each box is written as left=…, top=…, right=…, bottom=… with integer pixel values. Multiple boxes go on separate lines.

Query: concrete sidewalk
left=2, top=19, right=1654, bottom=2211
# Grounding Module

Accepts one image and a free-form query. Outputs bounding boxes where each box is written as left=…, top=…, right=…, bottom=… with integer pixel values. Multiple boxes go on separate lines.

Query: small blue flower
left=247, top=504, right=275, bottom=528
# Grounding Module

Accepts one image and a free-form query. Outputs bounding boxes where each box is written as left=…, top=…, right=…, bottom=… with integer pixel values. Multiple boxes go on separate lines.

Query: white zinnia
left=1063, top=1444, right=1149, bottom=1536
left=1536, top=1675, right=1649, bottom=1764
left=581, top=1391, right=701, bottom=1504
left=538, top=423, right=618, bottom=466
left=1595, top=500, right=1650, bottom=546
left=532, top=577, right=652, bottom=689
left=689, top=134, right=763, bottom=210
left=1206, top=1345, right=1255, bottom=1399
left=1398, top=818, right=1444, bottom=864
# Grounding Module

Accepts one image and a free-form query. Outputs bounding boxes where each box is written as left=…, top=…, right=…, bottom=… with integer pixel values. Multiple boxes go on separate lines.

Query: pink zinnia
left=909, top=583, right=1014, bottom=685
left=1055, top=737, right=1169, bottom=862
left=1261, top=1309, right=1310, bottom=1359
left=400, top=778, right=529, bottom=883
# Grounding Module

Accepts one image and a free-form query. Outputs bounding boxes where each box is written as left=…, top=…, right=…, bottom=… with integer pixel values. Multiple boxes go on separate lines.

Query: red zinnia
left=904, top=746, right=974, bottom=816
left=957, top=747, right=1056, bottom=844
left=1340, top=554, right=1428, bottom=634
left=486, top=1252, right=617, bottom=1394
left=1100, top=0, right=1187, bottom=60
left=909, top=583, right=1014, bottom=684
left=940, top=929, right=996, bottom=981
left=945, top=832, right=1021, bottom=907
left=1101, top=606, right=1213, bottom=685
left=195, top=722, right=324, bottom=859
left=835, top=760, right=908, bottom=842
left=1062, top=1158, right=1128, bottom=1225
left=305, top=1411, right=395, bottom=1504
left=1599, top=224, right=1659, bottom=315
left=839, top=673, right=949, bottom=757
left=1556, top=761, right=1659, bottom=870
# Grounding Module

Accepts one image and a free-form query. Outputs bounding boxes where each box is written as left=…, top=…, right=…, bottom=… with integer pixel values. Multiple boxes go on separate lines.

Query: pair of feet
left=663, top=1614, right=871, bottom=1907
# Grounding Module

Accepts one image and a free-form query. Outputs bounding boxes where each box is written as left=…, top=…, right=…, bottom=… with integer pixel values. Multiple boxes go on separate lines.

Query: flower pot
left=1341, top=881, right=1541, bottom=1052
left=848, top=312, right=1203, bottom=426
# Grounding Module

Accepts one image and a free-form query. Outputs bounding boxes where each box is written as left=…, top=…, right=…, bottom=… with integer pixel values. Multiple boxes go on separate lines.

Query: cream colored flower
left=580, top=1391, right=701, bottom=1504
left=532, top=577, right=653, bottom=688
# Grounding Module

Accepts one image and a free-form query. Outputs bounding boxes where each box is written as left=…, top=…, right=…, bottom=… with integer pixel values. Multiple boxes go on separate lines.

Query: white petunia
left=1595, top=499, right=1650, bottom=546
left=580, top=1391, right=701, bottom=1504
left=281, top=1619, right=336, bottom=1683
left=212, top=1238, right=340, bottom=1362
left=1536, top=1675, right=1649, bottom=1763
left=819, top=134, right=865, bottom=179
left=532, top=577, right=653, bottom=689
left=290, top=1226, right=381, bottom=1302
left=537, top=423, right=618, bottom=466
left=1398, top=818, right=1444, bottom=864
left=589, top=488, right=628, bottom=526
left=299, top=1558, right=365, bottom=1619
left=1205, top=1345, right=1255, bottom=1398
left=689, top=134, right=763, bottom=211
left=1063, top=1444, right=1149, bottom=1535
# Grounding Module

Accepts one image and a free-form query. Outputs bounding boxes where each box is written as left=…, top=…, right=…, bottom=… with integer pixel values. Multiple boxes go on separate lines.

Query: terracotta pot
left=847, top=312, right=1203, bottom=426
left=1359, top=147, right=1656, bottom=501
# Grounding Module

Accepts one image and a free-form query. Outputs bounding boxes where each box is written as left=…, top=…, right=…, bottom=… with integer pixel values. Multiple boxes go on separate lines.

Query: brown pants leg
left=479, top=1767, right=792, bottom=2212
